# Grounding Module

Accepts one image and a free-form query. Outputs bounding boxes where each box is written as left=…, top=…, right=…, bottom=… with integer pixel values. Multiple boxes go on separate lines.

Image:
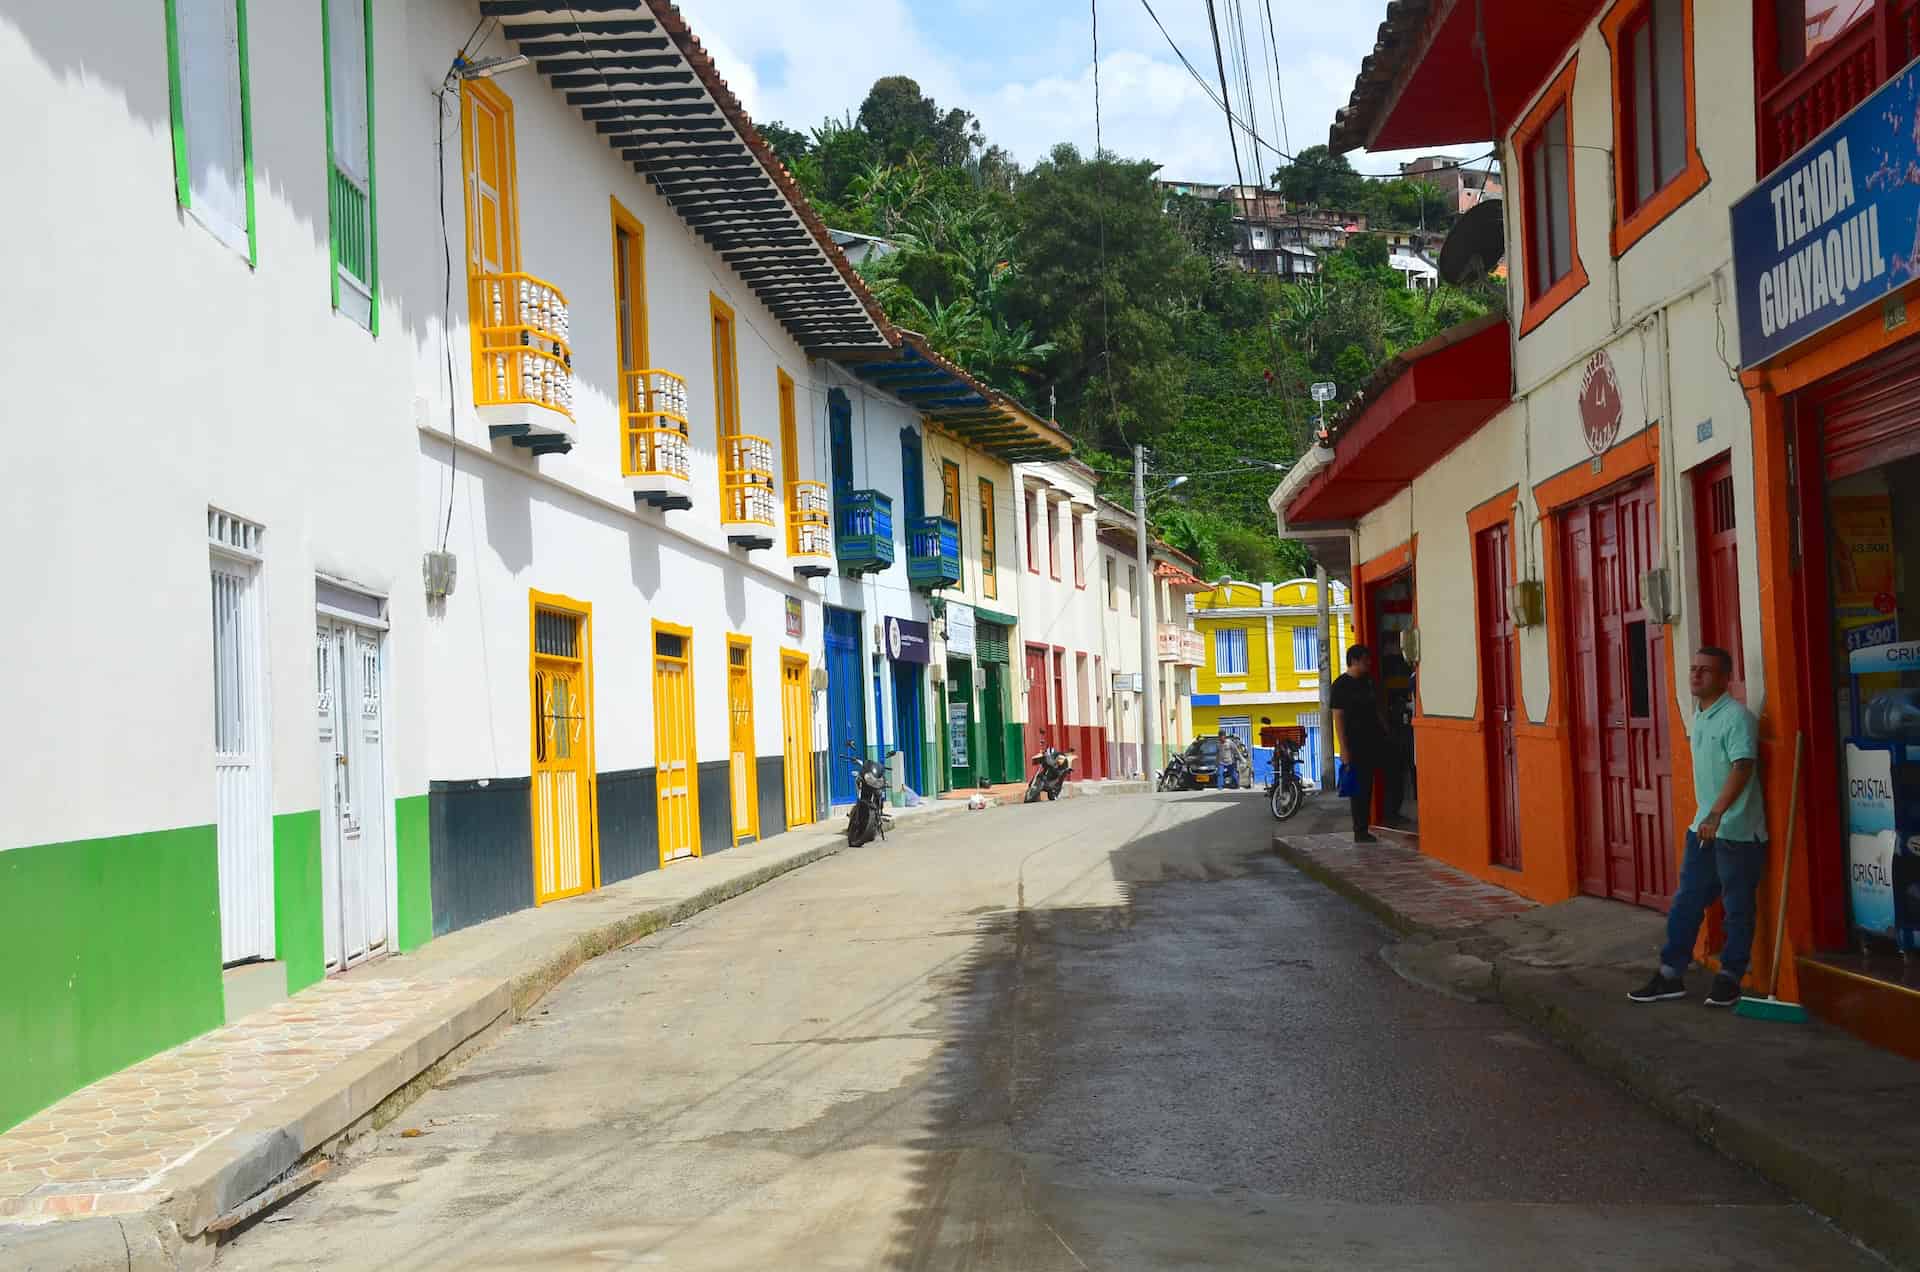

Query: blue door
left=825, top=606, right=866, bottom=804
left=891, top=659, right=925, bottom=794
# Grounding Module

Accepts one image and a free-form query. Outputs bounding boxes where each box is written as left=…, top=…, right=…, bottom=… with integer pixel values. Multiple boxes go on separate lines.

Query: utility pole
left=1134, top=444, right=1160, bottom=779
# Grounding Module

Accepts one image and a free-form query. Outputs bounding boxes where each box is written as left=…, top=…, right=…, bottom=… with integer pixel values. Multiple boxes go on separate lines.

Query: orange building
left=1277, top=0, right=1920, bottom=1053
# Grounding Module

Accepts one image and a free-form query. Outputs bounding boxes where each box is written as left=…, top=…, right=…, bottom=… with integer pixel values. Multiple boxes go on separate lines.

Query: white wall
left=0, top=3, right=426, bottom=848
left=1013, top=463, right=1106, bottom=731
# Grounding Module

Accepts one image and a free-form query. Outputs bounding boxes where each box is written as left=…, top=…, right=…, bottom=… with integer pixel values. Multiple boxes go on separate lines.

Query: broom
left=1736, top=731, right=1810, bottom=1023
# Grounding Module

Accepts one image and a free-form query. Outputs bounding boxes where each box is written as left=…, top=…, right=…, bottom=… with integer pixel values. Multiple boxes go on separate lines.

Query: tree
left=1345, top=232, right=1390, bottom=271
left=1010, top=145, right=1200, bottom=450
left=857, top=75, right=980, bottom=168
left=758, top=120, right=812, bottom=168
left=1274, top=145, right=1362, bottom=209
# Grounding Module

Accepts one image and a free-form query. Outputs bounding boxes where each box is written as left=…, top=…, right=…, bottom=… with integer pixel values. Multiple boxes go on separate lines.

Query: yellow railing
left=470, top=272, right=573, bottom=418
left=621, top=369, right=691, bottom=480
left=723, top=434, right=777, bottom=527
left=789, top=480, right=831, bottom=558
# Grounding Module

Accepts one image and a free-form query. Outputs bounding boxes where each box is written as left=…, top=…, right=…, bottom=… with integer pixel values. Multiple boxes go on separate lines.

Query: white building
left=1012, top=461, right=1112, bottom=777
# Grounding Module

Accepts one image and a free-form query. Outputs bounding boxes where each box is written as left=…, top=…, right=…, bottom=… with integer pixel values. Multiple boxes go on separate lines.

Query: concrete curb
left=1268, top=832, right=1920, bottom=1270
left=1493, top=965, right=1920, bottom=1271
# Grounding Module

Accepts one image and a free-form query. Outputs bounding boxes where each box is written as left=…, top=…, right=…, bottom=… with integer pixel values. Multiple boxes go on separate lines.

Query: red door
left=1024, top=644, right=1051, bottom=761
left=1693, top=458, right=1745, bottom=702
left=1476, top=522, right=1521, bottom=870
left=1562, top=475, right=1675, bottom=909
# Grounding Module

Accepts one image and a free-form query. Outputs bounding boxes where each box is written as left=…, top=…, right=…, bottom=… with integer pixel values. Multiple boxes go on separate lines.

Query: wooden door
left=1562, top=477, right=1674, bottom=909
left=727, top=638, right=757, bottom=843
left=654, top=625, right=699, bottom=863
left=780, top=654, right=814, bottom=828
left=1476, top=523, right=1522, bottom=871
left=1025, top=645, right=1052, bottom=757
left=1693, top=458, right=1746, bottom=701
left=531, top=605, right=596, bottom=902
left=825, top=607, right=865, bottom=804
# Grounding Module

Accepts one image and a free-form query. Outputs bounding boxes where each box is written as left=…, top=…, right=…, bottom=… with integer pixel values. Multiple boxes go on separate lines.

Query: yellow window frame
left=979, top=476, right=998, bottom=600
left=710, top=293, right=741, bottom=510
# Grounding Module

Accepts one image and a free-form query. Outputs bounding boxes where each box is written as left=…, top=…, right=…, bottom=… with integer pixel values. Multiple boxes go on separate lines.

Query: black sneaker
left=1354, top=832, right=1380, bottom=844
left=1628, top=972, right=1687, bottom=1003
left=1704, top=974, right=1740, bottom=1008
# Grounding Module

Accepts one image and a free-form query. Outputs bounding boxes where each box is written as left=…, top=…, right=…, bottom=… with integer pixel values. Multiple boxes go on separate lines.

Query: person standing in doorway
left=1331, top=645, right=1385, bottom=844
left=1629, top=647, right=1768, bottom=1008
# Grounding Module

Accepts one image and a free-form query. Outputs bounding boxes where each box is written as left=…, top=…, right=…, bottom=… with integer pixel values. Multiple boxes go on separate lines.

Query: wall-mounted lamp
left=453, top=52, right=530, bottom=79
left=1507, top=580, right=1545, bottom=629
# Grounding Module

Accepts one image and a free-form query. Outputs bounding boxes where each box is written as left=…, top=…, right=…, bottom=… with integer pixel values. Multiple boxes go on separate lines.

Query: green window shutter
left=163, top=0, right=189, bottom=209
left=322, top=0, right=376, bottom=328
left=235, top=0, right=255, bottom=265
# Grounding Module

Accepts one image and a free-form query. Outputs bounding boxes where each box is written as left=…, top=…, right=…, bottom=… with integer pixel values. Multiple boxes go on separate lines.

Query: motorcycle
left=1268, top=738, right=1308, bottom=820
left=1156, top=752, right=1191, bottom=792
left=844, top=747, right=893, bottom=847
left=1024, top=744, right=1072, bottom=803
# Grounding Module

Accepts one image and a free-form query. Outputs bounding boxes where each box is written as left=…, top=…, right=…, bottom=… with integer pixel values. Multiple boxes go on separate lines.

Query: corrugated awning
left=1285, top=315, right=1511, bottom=525
left=482, top=0, right=892, bottom=353
left=840, top=334, right=1073, bottom=462
left=1329, top=0, right=1604, bottom=153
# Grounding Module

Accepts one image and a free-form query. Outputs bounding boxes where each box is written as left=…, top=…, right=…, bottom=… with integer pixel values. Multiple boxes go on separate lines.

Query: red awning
left=1285, top=316, right=1511, bottom=525
left=1330, top=0, right=1604, bottom=153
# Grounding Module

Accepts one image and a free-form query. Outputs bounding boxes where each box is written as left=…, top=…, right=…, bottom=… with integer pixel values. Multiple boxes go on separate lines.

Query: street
left=217, top=793, right=1875, bottom=1271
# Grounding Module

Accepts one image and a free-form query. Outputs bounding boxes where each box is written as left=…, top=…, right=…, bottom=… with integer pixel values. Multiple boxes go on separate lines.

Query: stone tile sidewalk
left=0, top=806, right=965, bottom=1267
left=1270, top=830, right=1539, bottom=933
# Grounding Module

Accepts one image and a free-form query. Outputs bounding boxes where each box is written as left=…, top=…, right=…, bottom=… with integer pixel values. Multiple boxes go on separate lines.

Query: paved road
left=218, top=793, right=1879, bottom=1270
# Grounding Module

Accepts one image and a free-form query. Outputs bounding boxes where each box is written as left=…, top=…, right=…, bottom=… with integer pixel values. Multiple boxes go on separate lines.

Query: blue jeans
left=1659, top=830, right=1767, bottom=981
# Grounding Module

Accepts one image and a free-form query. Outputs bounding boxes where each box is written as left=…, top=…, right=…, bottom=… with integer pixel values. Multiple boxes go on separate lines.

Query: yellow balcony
left=622, top=369, right=692, bottom=512
left=471, top=272, right=574, bottom=453
left=789, top=480, right=832, bottom=579
left=723, top=433, right=777, bottom=552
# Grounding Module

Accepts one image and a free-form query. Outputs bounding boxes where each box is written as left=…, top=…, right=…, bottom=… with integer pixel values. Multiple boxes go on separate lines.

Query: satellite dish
left=1439, top=198, right=1505, bottom=285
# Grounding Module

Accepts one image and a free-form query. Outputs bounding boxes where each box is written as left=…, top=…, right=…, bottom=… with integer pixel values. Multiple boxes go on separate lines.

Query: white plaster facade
left=1012, top=461, right=1110, bottom=771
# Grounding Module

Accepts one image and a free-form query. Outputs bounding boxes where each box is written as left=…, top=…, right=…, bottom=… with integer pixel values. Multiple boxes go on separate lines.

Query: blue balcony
left=837, top=489, right=894, bottom=577
left=907, top=516, right=961, bottom=591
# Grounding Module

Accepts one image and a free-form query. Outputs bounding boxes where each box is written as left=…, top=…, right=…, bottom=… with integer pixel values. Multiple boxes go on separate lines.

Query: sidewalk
left=0, top=804, right=964, bottom=1269
left=1273, top=829, right=1920, bottom=1270
left=937, top=777, right=1153, bottom=803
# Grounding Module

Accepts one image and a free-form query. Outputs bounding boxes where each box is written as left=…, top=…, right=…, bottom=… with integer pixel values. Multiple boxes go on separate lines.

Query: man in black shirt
left=1331, top=644, right=1385, bottom=843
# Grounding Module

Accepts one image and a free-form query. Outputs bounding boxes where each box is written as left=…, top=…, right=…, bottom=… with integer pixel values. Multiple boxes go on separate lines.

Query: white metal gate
left=210, top=512, right=274, bottom=965
left=317, top=617, right=390, bottom=971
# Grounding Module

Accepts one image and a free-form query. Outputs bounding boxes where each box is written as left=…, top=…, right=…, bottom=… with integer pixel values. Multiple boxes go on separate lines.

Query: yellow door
left=654, top=624, right=699, bottom=864
left=781, top=653, right=814, bottom=828
left=728, top=638, right=758, bottom=843
left=530, top=600, right=595, bottom=903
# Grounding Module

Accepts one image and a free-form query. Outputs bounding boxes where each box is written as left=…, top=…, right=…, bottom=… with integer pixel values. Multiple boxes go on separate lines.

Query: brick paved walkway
left=0, top=976, right=488, bottom=1223
left=1275, top=832, right=1538, bottom=932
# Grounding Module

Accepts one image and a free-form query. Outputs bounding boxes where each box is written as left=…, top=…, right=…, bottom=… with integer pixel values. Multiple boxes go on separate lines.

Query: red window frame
left=1602, top=0, right=1708, bottom=255
left=1514, top=57, right=1589, bottom=336
left=1691, top=455, right=1746, bottom=702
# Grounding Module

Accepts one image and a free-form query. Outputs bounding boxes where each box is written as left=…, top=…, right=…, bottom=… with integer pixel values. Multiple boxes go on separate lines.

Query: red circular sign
left=1876, top=592, right=1898, bottom=615
left=1579, top=351, right=1623, bottom=457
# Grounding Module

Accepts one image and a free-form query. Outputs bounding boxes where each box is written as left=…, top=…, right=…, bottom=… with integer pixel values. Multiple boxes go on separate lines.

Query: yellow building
left=1189, top=577, right=1353, bottom=784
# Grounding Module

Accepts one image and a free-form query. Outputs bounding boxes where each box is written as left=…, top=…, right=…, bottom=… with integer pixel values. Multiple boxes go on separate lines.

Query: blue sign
left=1731, top=59, right=1920, bottom=366
left=1849, top=639, right=1920, bottom=672
left=1846, top=619, right=1901, bottom=652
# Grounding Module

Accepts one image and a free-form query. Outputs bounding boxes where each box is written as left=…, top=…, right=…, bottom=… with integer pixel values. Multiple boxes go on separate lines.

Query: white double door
left=317, top=618, right=390, bottom=972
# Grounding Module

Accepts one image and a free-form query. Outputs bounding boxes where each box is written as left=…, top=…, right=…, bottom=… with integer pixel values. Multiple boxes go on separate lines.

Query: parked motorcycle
left=1155, top=751, right=1191, bottom=791
left=1024, top=744, right=1072, bottom=803
left=844, top=747, right=893, bottom=847
left=1268, top=738, right=1308, bottom=821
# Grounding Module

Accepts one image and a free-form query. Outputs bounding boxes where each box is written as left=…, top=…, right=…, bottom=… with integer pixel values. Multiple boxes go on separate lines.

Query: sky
left=674, top=0, right=1492, bottom=185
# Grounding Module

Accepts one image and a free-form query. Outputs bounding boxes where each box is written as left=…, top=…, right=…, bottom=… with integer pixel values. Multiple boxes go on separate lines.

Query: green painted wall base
left=1, top=826, right=223, bottom=1132
left=394, top=794, right=432, bottom=952
left=273, top=812, right=325, bottom=995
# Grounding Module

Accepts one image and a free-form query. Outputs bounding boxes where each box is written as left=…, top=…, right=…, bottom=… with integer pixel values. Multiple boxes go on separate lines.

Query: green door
left=981, top=662, right=1008, bottom=785
left=946, top=658, right=975, bottom=789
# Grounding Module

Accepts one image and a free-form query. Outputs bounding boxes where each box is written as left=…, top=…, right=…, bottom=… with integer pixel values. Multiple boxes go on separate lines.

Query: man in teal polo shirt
left=1630, top=646, right=1768, bottom=1008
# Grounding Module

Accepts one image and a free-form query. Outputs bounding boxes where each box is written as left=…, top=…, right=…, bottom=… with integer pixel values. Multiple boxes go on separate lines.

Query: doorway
left=317, top=616, right=390, bottom=972
left=653, top=622, right=699, bottom=864
left=1365, top=569, right=1419, bottom=829
left=531, top=599, right=596, bottom=903
left=946, top=658, right=975, bottom=788
left=1562, top=475, right=1675, bottom=909
left=891, top=659, right=925, bottom=794
left=981, top=660, right=1008, bottom=784
left=1475, top=522, right=1521, bottom=871
left=210, top=523, right=274, bottom=966
left=1025, top=644, right=1052, bottom=757
left=780, top=653, right=814, bottom=828
left=727, top=637, right=758, bottom=844
left=825, top=606, right=866, bottom=804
